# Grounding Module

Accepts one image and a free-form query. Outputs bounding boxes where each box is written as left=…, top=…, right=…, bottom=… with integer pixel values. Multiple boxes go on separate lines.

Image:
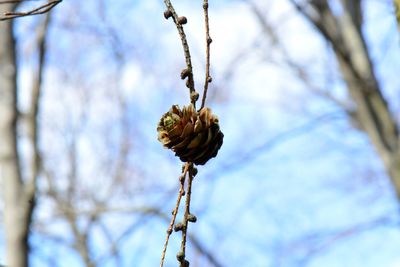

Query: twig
left=0, top=0, right=41, bottom=3
left=0, top=0, right=61, bottom=21
left=200, top=0, right=212, bottom=109
left=161, top=1, right=214, bottom=266
left=188, top=233, right=223, bottom=267
left=178, top=164, right=195, bottom=267
left=163, top=0, right=198, bottom=107
left=160, top=163, right=190, bottom=267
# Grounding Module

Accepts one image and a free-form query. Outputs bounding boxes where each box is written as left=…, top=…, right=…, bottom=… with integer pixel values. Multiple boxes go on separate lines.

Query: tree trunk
left=0, top=3, right=30, bottom=267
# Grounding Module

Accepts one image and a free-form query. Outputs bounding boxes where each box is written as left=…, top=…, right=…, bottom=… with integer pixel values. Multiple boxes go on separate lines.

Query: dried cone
left=157, top=104, right=223, bottom=165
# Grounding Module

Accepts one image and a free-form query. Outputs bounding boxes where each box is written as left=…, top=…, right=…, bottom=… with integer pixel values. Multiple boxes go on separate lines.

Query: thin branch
left=178, top=164, right=195, bottom=267
left=92, top=223, right=119, bottom=265
left=200, top=0, right=211, bottom=109
left=161, top=2, right=214, bottom=266
left=0, top=0, right=61, bottom=21
left=43, top=156, right=95, bottom=267
left=93, top=208, right=165, bottom=265
left=0, top=0, right=41, bottom=3
left=163, top=0, right=198, bottom=107
left=66, top=213, right=95, bottom=267
left=160, top=163, right=190, bottom=267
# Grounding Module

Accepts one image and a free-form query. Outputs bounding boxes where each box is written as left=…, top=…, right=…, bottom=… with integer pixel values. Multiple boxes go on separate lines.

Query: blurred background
left=0, top=0, right=400, bottom=266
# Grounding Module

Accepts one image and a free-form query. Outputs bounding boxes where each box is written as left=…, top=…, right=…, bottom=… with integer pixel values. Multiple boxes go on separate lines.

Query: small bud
left=164, top=10, right=173, bottom=19
left=189, top=168, right=199, bottom=178
left=190, top=166, right=198, bottom=177
left=178, top=16, right=187, bottom=25
left=179, top=175, right=185, bottom=183
left=203, top=3, right=208, bottom=9
left=187, top=214, right=197, bottom=223
left=181, top=68, right=190, bottom=79
left=167, top=228, right=173, bottom=234
left=190, top=91, right=199, bottom=102
left=183, top=260, right=190, bottom=267
left=176, top=251, right=185, bottom=261
left=186, top=79, right=191, bottom=88
left=207, top=37, right=213, bottom=44
left=182, top=190, right=186, bottom=196
left=174, top=222, right=184, bottom=232
left=207, top=76, right=212, bottom=83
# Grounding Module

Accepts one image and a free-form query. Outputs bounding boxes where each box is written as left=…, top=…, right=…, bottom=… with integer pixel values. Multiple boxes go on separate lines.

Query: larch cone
left=157, top=104, right=223, bottom=165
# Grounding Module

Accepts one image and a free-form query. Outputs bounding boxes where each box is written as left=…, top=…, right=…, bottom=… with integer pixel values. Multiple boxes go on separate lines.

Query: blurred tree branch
left=188, top=233, right=223, bottom=267
left=248, top=1, right=355, bottom=115
left=0, top=0, right=61, bottom=21
left=284, top=215, right=398, bottom=266
left=287, top=0, right=400, bottom=200
left=25, top=10, right=51, bottom=244
left=163, top=0, right=198, bottom=107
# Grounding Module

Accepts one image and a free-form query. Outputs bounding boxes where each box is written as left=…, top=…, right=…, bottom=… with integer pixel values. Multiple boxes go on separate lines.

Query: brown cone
left=157, top=104, right=223, bottom=165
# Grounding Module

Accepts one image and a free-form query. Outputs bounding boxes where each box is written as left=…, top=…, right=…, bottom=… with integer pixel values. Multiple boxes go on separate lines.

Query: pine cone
left=157, top=104, right=223, bottom=165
